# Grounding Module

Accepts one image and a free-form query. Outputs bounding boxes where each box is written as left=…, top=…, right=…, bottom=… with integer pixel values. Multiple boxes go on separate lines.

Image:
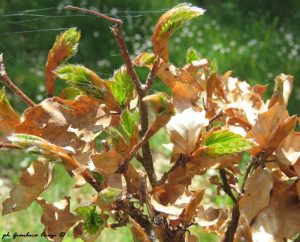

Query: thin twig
left=0, top=53, right=36, bottom=107
left=219, top=168, right=237, bottom=203
left=143, top=57, right=160, bottom=92
left=157, top=154, right=185, bottom=186
left=240, top=160, right=254, bottom=193
left=65, top=5, right=122, bottom=25
left=0, top=142, right=21, bottom=149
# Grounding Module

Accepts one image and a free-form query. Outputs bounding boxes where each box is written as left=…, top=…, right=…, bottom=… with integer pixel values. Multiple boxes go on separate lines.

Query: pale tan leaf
left=276, top=131, right=300, bottom=176
left=246, top=103, right=288, bottom=155
left=234, top=214, right=253, bottom=242
left=16, top=95, right=112, bottom=164
left=166, top=108, right=208, bottom=155
left=2, top=160, right=54, bottom=215
left=90, top=148, right=124, bottom=174
left=37, top=197, right=79, bottom=242
left=239, top=167, right=273, bottom=223
left=251, top=182, right=300, bottom=242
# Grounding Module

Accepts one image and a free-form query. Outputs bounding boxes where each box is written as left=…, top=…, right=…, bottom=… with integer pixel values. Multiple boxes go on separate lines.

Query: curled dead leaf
left=37, top=197, right=79, bottom=242
left=2, top=160, right=54, bottom=215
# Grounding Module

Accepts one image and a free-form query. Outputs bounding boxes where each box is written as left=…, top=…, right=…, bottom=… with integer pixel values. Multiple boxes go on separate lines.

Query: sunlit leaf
left=185, top=47, right=202, bottom=64
left=153, top=3, right=205, bottom=60
left=204, top=130, right=254, bottom=157
left=108, top=66, right=134, bottom=108
left=133, top=52, right=156, bottom=67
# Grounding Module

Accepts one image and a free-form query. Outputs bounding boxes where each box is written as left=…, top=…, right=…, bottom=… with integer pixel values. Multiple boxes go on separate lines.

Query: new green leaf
left=46, top=28, right=81, bottom=96
left=186, top=47, right=202, bottom=64
left=204, top=130, right=254, bottom=156
left=76, top=205, right=105, bottom=235
left=108, top=66, right=134, bottom=108
left=153, top=3, right=205, bottom=61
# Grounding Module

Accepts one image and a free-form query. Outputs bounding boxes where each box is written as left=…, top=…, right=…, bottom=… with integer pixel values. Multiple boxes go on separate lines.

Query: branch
left=223, top=204, right=240, bottom=242
left=66, top=5, right=157, bottom=186
left=219, top=168, right=237, bottom=203
left=0, top=53, right=36, bottom=107
left=157, top=154, right=185, bottom=186
left=143, top=57, right=160, bottom=92
left=65, top=5, right=122, bottom=25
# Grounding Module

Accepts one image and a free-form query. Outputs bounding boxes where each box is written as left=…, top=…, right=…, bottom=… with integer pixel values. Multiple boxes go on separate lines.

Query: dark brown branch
left=0, top=53, right=36, bottom=107
left=219, top=168, right=237, bottom=203
left=240, top=160, right=254, bottom=193
left=223, top=204, right=240, bottom=242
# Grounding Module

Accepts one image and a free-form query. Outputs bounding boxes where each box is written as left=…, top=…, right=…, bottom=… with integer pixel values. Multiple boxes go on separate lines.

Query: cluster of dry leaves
left=0, top=3, right=299, bottom=242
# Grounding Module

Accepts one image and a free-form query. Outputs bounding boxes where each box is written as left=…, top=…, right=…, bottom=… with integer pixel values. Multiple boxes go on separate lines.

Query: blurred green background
left=0, top=0, right=299, bottom=241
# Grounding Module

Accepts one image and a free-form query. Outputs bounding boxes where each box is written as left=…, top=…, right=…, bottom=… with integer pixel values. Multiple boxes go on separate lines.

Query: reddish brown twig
left=0, top=142, right=21, bottom=149
left=0, top=53, right=36, bottom=107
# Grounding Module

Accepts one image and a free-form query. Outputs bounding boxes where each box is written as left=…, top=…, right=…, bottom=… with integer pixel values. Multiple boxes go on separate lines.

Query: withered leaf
left=90, top=148, right=124, bottom=174
left=234, top=214, right=253, bottom=242
left=246, top=103, right=288, bottom=156
left=37, top=197, right=79, bottom=242
left=251, top=182, right=300, bottom=242
left=180, top=189, right=205, bottom=225
left=166, top=108, right=208, bottom=155
left=239, top=167, right=273, bottom=223
left=2, top=160, right=54, bottom=215
left=0, top=87, right=20, bottom=141
left=16, top=95, right=112, bottom=164
left=276, top=131, right=300, bottom=177
left=129, top=216, right=151, bottom=242
left=195, top=206, right=228, bottom=235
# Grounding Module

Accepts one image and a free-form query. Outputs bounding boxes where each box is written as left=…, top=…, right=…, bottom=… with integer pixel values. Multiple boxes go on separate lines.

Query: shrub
left=0, top=3, right=299, bottom=242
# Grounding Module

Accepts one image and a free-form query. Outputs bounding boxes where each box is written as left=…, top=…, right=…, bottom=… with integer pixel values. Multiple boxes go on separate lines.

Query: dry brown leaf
left=37, top=197, right=79, bottom=242
left=152, top=184, right=185, bottom=206
left=264, top=115, right=297, bottom=158
left=180, top=189, right=205, bottom=225
left=124, top=163, right=142, bottom=195
left=129, top=216, right=151, bottom=242
left=251, top=182, right=300, bottom=242
left=234, top=214, right=253, bottom=242
left=269, top=74, right=293, bottom=108
left=166, top=108, right=208, bottom=155
left=16, top=95, right=112, bottom=164
left=151, top=190, right=192, bottom=219
left=195, top=206, right=228, bottom=235
left=2, top=160, right=54, bottom=215
left=276, top=131, right=300, bottom=176
left=239, top=167, right=273, bottom=223
left=157, top=61, right=204, bottom=110
left=0, top=88, right=20, bottom=141
left=246, top=103, right=288, bottom=155
left=90, top=148, right=124, bottom=174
